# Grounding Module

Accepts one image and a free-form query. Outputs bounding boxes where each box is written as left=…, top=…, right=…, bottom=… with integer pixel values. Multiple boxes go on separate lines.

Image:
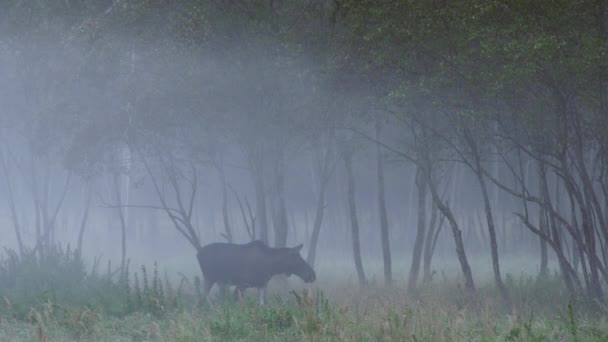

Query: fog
left=0, top=1, right=605, bottom=307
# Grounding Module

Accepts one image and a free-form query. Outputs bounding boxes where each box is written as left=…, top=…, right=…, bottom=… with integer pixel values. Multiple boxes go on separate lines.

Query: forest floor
left=1, top=274, right=607, bottom=342
left=0, top=248, right=606, bottom=341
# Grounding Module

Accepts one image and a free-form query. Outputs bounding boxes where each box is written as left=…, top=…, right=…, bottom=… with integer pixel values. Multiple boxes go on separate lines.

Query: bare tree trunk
left=42, top=165, right=51, bottom=247
left=113, top=172, right=128, bottom=278
left=253, top=171, right=269, bottom=244
left=233, top=189, right=257, bottom=241
left=273, top=151, right=289, bottom=247
left=568, top=189, right=581, bottom=274
left=0, top=148, right=25, bottom=257
left=558, top=153, right=601, bottom=294
left=463, top=131, right=511, bottom=309
left=539, top=221, right=549, bottom=276
left=76, top=181, right=93, bottom=255
left=538, top=166, right=549, bottom=277
left=542, top=169, right=582, bottom=296
left=408, top=166, right=427, bottom=291
left=245, top=143, right=270, bottom=245
left=423, top=199, right=439, bottom=283
left=504, top=148, right=588, bottom=298
left=513, top=158, right=582, bottom=297
left=30, top=155, right=43, bottom=256
left=480, top=187, right=512, bottom=308
left=557, top=88, right=603, bottom=301
left=28, top=154, right=71, bottom=257
left=423, top=157, right=475, bottom=297
left=580, top=195, right=604, bottom=301
left=573, top=241, right=581, bottom=274
left=307, top=137, right=335, bottom=266
left=376, top=120, right=392, bottom=285
left=342, top=148, right=367, bottom=286
left=472, top=160, right=511, bottom=309
left=135, top=146, right=202, bottom=252
left=307, top=186, right=326, bottom=267
left=219, top=168, right=233, bottom=243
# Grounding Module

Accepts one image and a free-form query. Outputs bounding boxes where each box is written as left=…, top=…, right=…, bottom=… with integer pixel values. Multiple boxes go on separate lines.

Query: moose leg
left=233, top=287, right=245, bottom=302
left=258, top=287, right=267, bottom=305
left=218, top=284, right=229, bottom=301
left=202, top=279, right=214, bottom=304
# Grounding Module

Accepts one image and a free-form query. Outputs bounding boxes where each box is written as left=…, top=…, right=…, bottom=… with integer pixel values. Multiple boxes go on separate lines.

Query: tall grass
left=0, top=247, right=606, bottom=341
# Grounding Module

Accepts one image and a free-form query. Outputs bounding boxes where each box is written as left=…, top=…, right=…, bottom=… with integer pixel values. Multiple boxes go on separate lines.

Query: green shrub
left=0, top=245, right=177, bottom=320
left=0, top=245, right=104, bottom=318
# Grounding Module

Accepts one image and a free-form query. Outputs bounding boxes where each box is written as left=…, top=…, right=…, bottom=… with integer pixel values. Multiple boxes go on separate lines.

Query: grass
left=0, top=246, right=607, bottom=341
left=1, top=279, right=607, bottom=341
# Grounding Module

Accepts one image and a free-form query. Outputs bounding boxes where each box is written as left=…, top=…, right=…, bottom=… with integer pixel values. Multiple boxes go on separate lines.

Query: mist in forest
left=0, top=1, right=606, bottom=309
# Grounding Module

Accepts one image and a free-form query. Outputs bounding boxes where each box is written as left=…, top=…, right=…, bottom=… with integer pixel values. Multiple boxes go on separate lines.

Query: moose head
left=279, top=244, right=316, bottom=283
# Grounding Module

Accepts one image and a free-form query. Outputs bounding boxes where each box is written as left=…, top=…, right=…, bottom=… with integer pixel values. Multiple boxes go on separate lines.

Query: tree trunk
left=76, top=181, right=93, bottom=255
left=28, top=155, right=71, bottom=257
left=0, top=148, right=25, bottom=257
left=543, top=181, right=581, bottom=297
left=307, top=187, right=326, bottom=267
left=41, top=165, right=51, bottom=247
left=113, top=172, right=128, bottom=279
left=307, top=140, right=334, bottom=266
left=376, top=120, right=392, bottom=285
left=568, top=189, right=581, bottom=274
left=424, top=159, right=475, bottom=297
left=343, top=149, right=367, bottom=286
left=423, top=199, right=439, bottom=283
left=564, top=91, right=604, bottom=301
left=464, top=131, right=511, bottom=309
left=472, top=156, right=511, bottom=309
left=273, top=152, right=289, bottom=247
left=219, top=168, right=233, bottom=243
left=539, top=179, right=549, bottom=278
left=408, top=166, right=427, bottom=291
left=533, top=160, right=582, bottom=297
left=253, top=170, right=269, bottom=244
left=30, top=156, right=43, bottom=257
left=581, top=195, right=604, bottom=301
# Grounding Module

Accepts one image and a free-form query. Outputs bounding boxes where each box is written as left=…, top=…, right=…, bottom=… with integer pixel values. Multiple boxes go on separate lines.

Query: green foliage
left=566, top=302, right=579, bottom=341
left=207, top=305, right=248, bottom=339
left=0, top=245, right=122, bottom=318
left=503, top=272, right=571, bottom=313
left=127, top=263, right=167, bottom=317
left=0, top=273, right=608, bottom=341
left=0, top=246, right=182, bottom=321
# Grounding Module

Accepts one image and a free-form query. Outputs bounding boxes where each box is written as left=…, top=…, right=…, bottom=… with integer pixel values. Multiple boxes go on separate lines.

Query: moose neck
left=263, top=250, right=292, bottom=276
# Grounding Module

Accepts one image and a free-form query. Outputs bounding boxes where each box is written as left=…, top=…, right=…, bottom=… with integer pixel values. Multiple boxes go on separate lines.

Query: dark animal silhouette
left=196, top=240, right=316, bottom=304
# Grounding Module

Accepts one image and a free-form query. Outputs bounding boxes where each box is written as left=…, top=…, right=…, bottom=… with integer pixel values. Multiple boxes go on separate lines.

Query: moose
left=196, top=240, right=316, bottom=305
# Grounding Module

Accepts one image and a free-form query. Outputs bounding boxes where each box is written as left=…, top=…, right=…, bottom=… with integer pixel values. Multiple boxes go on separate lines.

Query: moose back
left=196, top=240, right=316, bottom=303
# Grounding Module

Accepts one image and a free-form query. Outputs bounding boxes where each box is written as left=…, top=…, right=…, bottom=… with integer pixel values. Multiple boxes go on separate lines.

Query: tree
left=375, top=118, right=392, bottom=285
left=340, top=137, right=368, bottom=286
left=306, top=131, right=336, bottom=267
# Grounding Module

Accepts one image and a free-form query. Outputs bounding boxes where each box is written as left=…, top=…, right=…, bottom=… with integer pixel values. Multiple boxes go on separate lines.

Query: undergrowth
left=0, top=246, right=607, bottom=341
left=0, top=245, right=187, bottom=320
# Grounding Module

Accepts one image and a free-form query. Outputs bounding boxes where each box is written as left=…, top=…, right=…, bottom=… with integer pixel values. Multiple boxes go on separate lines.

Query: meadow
left=0, top=246, right=607, bottom=342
